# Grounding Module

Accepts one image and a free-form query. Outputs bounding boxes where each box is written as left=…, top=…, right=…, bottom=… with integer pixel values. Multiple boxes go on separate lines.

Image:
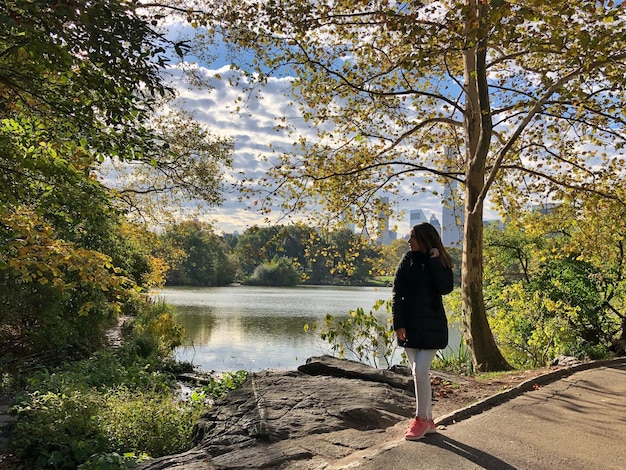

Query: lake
left=153, top=285, right=460, bottom=373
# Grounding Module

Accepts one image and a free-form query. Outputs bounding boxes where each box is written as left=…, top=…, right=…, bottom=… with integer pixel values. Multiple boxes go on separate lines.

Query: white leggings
left=405, top=348, right=438, bottom=420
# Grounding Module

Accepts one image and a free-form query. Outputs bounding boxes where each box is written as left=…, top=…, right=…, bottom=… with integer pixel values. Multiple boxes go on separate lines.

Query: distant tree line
left=158, top=221, right=464, bottom=288
left=162, top=221, right=383, bottom=287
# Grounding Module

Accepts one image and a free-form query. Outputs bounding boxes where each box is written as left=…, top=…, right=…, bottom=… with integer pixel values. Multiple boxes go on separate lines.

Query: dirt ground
left=429, top=366, right=557, bottom=418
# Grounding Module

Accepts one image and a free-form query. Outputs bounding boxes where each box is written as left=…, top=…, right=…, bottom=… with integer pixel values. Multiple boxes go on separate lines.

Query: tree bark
left=461, top=1, right=512, bottom=372
left=461, top=206, right=511, bottom=371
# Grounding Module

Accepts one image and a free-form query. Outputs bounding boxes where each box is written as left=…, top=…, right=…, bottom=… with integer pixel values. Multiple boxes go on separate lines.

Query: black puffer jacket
left=391, top=250, right=454, bottom=350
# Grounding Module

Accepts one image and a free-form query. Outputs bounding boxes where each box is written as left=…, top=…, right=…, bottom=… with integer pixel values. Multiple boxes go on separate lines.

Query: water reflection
left=154, top=285, right=393, bottom=372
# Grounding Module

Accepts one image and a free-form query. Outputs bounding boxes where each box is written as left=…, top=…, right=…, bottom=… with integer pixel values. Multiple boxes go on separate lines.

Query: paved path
left=335, top=359, right=626, bottom=470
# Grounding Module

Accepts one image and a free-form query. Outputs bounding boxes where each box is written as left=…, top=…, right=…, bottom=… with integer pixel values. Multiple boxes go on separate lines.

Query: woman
left=392, top=222, right=454, bottom=440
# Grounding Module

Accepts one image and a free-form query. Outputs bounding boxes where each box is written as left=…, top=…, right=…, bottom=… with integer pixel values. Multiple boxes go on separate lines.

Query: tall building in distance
left=407, top=209, right=442, bottom=238
left=377, top=196, right=397, bottom=245
left=429, top=214, right=441, bottom=234
left=441, top=180, right=463, bottom=247
left=409, top=209, right=428, bottom=228
left=441, top=147, right=464, bottom=248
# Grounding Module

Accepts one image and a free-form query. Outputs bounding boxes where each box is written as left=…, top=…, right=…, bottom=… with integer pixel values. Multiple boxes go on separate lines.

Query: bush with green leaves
left=25, top=350, right=175, bottom=395
left=305, top=291, right=465, bottom=371
left=305, top=300, right=399, bottom=368
left=78, top=452, right=150, bottom=470
left=188, top=370, right=249, bottom=405
left=7, top=295, right=220, bottom=469
left=117, top=299, right=185, bottom=365
left=11, top=385, right=202, bottom=469
left=11, top=390, right=108, bottom=469
left=488, top=256, right=616, bottom=368
left=9, top=357, right=246, bottom=469
left=432, top=339, right=474, bottom=376
left=246, top=256, right=302, bottom=286
left=99, top=388, right=203, bottom=457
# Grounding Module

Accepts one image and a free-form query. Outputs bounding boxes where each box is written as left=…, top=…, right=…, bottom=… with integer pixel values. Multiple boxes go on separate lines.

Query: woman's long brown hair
left=411, top=222, right=454, bottom=269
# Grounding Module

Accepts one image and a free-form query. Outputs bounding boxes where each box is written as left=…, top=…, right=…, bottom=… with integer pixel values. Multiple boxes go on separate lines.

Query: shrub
left=11, top=386, right=202, bottom=468
left=11, top=390, right=108, bottom=469
left=432, top=339, right=474, bottom=375
left=10, top=354, right=248, bottom=469
left=305, top=300, right=400, bottom=368
left=247, top=256, right=301, bottom=286
left=117, top=299, right=184, bottom=364
left=25, top=350, right=175, bottom=395
left=489, top=256, right=617, bottom=368
left=78, top=452, right=150, bottom=470
left=99, top=388, right=203, bottom=457
left=189, top=370, right=248, bottom=405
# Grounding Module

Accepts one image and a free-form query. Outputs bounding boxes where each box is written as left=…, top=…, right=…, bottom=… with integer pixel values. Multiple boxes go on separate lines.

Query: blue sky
left=168, top=65, right=460, bottom=235
left=162, top=24, right=500, bottom=236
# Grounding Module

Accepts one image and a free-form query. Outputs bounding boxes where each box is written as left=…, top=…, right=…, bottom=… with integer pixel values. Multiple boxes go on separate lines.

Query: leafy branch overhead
left=0, top=1, right=232, bottom=355
left=174, top=0, right=626, bottom=371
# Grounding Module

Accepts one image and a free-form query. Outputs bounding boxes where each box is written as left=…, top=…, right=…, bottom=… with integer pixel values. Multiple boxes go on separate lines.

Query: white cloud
left=167, top=64, right=499, bottom=237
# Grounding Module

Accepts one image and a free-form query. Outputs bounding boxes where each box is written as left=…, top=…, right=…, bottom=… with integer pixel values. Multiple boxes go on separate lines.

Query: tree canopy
left=0, top=1, right=231, bottom=355
left=176, top=0, right=626, bottom=370
left=484, top=194, right=626, bottom=366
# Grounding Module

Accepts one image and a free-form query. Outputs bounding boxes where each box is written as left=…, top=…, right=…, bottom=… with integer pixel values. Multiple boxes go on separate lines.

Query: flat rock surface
left=139, top=355, right=561, bottom=470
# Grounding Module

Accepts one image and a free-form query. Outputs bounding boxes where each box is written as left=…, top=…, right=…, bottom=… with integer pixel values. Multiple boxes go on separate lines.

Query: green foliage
left=377, top=239, right=408, bottom=277
left=485, top=218, right=623, bottom=368
left=234, top=224, right=313, bottom=278
left=233, top=224, right=380, bottom=286
left=433, top=339, right=474, bottom=376
left=78, top=452, right=150, bottom=470
left=1, top=372, right=16, bottom=395
left=530, top=257, right=614, bottom=344
left=10, top=386, right=202, bottom=469
left=6, top=292, right=249, bottom=469
left=98, top=388, right=202, bottom=458
left=11, top=390, right=108, bottom=469
left=164, top=221, right=237, bottom=286
left=323, top=228, right=381, bottom=283
left=0, top=138, right=156, bottom=357
left=118, top=300, right=185, bottom=362
left=25, top=351, right=175, bottom=396
left=246, top=256, right=302, bottom=286
left=189, top=370, right=248, bottom=404
left=0, top=252, right=123, bottom=357
left=305, top=300, right=400, bottom=368
left=490, top=262, right=615, bottom=368
left=1, top=0, right=173, bottom=157
left=0, top=0, right=211, bottom=361
left=9, top=363, right=247, bottom=469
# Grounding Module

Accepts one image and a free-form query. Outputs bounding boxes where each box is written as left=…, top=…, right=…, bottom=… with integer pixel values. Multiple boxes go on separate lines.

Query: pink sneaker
left=426, top=418, right=437, bottom=434
left=404, top=417, right=430, bottom=441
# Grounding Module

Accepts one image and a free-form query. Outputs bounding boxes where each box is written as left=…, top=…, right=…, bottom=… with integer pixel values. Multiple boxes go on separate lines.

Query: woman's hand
left=396, top=328, right=407, bottom=342
left=429, top=248, right=440, bottom=258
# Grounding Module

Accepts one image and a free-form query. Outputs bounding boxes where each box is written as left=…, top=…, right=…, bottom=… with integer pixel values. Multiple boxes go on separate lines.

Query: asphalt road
left=333, top=359, right=626, bottom=470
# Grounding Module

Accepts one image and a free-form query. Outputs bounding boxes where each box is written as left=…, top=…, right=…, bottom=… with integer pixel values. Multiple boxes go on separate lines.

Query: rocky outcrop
left=140, top=356, right=418, bottom=470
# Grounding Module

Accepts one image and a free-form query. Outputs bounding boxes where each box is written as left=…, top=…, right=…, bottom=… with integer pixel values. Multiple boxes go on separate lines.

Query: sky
left=166, top=65, right=477, bottom=237
left=144, top=2, right=626, bottom=238
left=157, top=18, right=504, bottom=237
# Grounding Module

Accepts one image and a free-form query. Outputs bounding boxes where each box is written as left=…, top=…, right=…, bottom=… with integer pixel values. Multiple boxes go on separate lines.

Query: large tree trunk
left=461, top=198, right=511, bottom=372
left=461, top=3, right=512, bottom=372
